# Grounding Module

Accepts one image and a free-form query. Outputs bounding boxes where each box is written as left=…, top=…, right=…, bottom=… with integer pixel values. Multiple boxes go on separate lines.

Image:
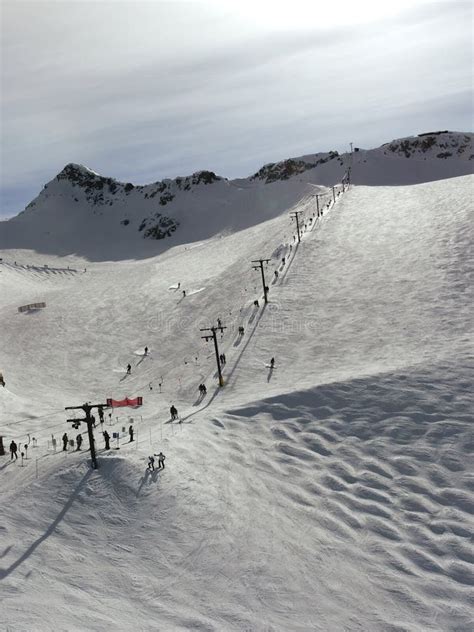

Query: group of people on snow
left=170, top=405, right=179, bottom=421
left=147, top=452, right=166, bottom=471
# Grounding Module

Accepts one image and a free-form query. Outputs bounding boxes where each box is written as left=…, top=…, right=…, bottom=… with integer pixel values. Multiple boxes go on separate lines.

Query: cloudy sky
left=1, top=0, right=472, bottom=218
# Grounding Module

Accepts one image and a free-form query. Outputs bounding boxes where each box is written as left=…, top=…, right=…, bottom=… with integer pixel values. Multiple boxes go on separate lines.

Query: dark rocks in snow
left=138, top=213, right=179, bottom=240
left=251, top=152, right=339, bottom=184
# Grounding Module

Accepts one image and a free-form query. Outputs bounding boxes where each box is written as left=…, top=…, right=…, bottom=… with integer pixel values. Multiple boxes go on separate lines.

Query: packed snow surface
left=1, top=175, right=473, bottom=631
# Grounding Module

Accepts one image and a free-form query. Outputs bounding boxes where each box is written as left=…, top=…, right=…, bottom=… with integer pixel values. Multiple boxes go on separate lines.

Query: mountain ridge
left=0, top=131, right=472, bottom=261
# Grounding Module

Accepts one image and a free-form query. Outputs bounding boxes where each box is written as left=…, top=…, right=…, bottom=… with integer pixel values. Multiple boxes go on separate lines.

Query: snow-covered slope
left=0, top=131, right=472, bottom=261
left=1, top=174, right=473, bottom=630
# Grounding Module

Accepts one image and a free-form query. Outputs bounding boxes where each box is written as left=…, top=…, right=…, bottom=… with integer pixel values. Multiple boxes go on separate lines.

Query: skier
left=254, top=299, right=259, bottom=307
left=170, top=405, right=178, bottom=420
left=144, top=346, right=148, bottom=356
left=156, top=452, right=166, bottom=469
left=0, top=372, right=5, bottom=387
left=147, top=455, right=155, bottom=471
left=238, top=326, right=245, bottom=336
left=62, top=432, right=68, bottom=451
left=282, top=257, right=286, bottom=265
left=201, top=383, right=207, bottom=395
left=182, top=290, right=186, bottom=298
left=129, top=425, right=134, bottom=442
left=98, top=406, right=104, bottom=426
left=217, top=318, right=222, bottom=327
left=270, top=357, right=275, bottom=369
left=126, top=363, right=131, bottom=374
left=76, top=434, right=83, bottom=450
left=103, top=430, right=110, bottom=450
left=10, top=440, right=18, bottom=460
left=221, top=353, right=226, bottom=365
left=177, top=282, right=181, bottom=289
left=274, top=270, right=279, bottom=279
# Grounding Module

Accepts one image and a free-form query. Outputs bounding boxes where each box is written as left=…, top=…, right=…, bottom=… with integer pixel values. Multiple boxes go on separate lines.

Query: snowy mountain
left=0, top=132, right=473, bottom=630
left=0, top=131, right=472, bottom=260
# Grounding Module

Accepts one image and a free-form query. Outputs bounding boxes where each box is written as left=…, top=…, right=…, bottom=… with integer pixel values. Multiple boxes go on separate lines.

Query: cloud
left=1, top=1, right=472, bottom=217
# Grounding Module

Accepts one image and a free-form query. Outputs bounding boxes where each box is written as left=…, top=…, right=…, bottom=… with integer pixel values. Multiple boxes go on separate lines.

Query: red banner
left=106, top=396, right=143, bottom=408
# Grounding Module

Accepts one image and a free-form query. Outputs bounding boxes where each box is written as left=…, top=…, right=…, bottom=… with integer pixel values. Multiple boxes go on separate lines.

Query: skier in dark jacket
left=129, top=425, right=134, bottom=442
left=103, top=430, right=110, bottom=450
left=126, top=364, right=131, bottom=374
left=156, top=452, right=166, bottom=469
left=170, top=405, right=178, bottom=420
left=98, top=406, right=104, bottom=426
left=10, top=440, right=18, bottom=460
left=270, top=357, right=275, bottom=369
left=76, top=434, right=83, bottom=450
left=62, top=433, right=68, bottom=451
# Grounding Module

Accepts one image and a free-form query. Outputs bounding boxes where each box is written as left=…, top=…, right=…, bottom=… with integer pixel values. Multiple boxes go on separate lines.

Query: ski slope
left=1, top=175, right=473, bottom=631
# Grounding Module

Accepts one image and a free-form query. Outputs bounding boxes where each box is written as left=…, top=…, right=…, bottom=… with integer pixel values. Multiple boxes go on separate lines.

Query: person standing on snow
left=147, top=455, right=155, bottom=471
left=129, top=425, right=134, bottom=442
left=126, top=363, right=131, bottom=374
left=170, top=405, right=178, bottom=420
left=76, top=434, right=83, bottom=450
left=10, top=440, right=18, bottom=460
left=270, top=357, right=275, bottom=369
left=103, top=430, right=110, bottom=450
left=144, top=346, right=148, bottom=356
left=155, top=452, right=166, bottom=469
left=62, top=433, right=68, bottom=451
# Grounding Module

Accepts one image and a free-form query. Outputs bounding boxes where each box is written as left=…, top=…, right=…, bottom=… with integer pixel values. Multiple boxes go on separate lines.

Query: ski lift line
left=2, top=408, right=67, bottom=428
left=4, top=179, right=347, bottom=445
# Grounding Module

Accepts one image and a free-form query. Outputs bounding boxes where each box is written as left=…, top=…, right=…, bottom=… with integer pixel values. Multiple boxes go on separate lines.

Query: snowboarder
left=156, top=452, right=166, bottom=469
left=129, top=425, right=134, bottom=442
left=270, top=357, right=275, bottom=369
left=126, top=363, right=131, bottom=374
left=103, top=430, right=110, bottom=450
left=76, top=434, right=83, bottom=450
left=170, top=405, right=178, bottom=420
left=144, top=346, right=148, bottom=356
left=147, top=455, right=155, bottom=471
left=62, top=432, right=68, bottom=451
left=10, top=440, right=18, bottom=460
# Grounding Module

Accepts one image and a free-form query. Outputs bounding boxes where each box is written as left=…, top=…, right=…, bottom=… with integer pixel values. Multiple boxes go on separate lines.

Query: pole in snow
left=315, top=194, right=325, bottom=218
left=290, top=211, right=303, bottom=243
left=200, top=323, right=227, bottom=387
left=251, top=258, right=270, bottom=304
left=65, top=402, right=107, bottom=469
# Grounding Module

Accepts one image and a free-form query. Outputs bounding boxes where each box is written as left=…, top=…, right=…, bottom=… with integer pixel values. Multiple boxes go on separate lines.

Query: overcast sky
left=1, top=0, right=472, bottom=218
